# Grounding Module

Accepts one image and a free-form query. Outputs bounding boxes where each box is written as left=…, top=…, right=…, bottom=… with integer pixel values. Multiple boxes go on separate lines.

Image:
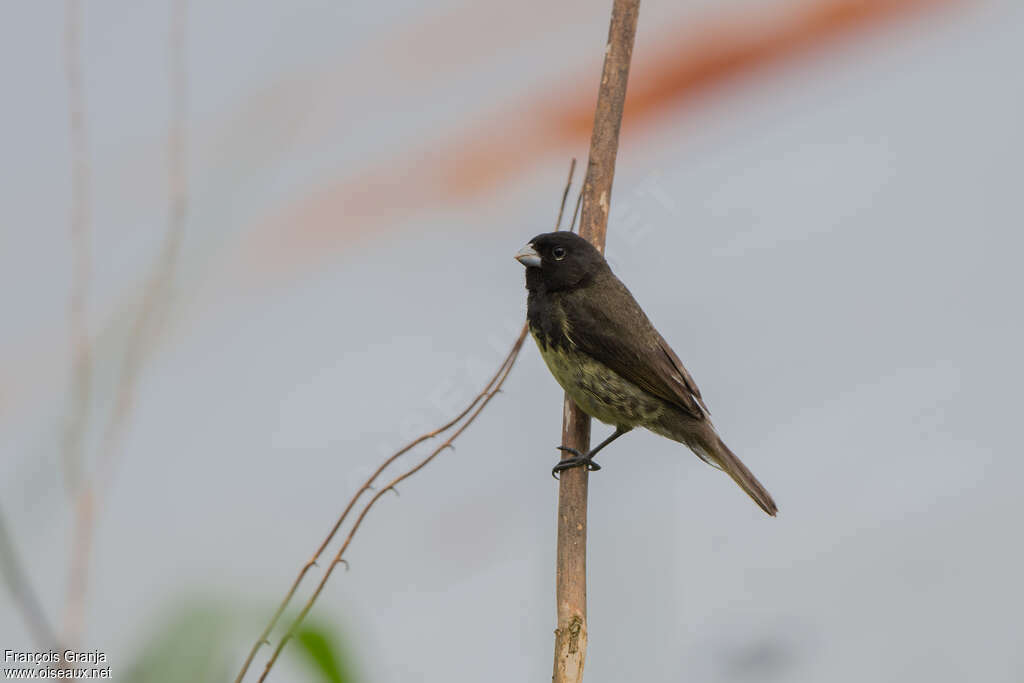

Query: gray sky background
left=2, top=1, right=1022, bottom=681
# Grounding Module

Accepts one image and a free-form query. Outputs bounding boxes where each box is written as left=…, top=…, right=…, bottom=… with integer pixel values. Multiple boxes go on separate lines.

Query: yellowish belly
left=531, top=330, right=664, bottom=429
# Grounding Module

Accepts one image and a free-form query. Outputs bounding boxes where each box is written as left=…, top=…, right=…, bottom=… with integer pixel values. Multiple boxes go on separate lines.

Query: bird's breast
left=529, top=324, right=664, bottom=430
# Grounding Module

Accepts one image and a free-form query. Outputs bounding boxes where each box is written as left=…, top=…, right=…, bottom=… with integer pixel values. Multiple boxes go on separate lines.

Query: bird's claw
left=551, top=446, right=601, bottom=479
left=556, top=446, right=583, bottom=458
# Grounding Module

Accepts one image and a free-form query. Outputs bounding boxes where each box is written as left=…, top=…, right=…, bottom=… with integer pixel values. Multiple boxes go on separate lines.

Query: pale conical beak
left=514, top=243, right=541, bottom=268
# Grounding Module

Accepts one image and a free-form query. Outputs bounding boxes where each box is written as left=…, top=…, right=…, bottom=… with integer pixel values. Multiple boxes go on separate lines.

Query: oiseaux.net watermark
left=3, top=650, right=110, bottom=679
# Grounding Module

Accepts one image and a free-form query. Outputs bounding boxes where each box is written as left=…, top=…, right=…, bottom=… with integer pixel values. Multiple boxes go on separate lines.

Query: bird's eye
left=552, top=246, right=567, bottom=260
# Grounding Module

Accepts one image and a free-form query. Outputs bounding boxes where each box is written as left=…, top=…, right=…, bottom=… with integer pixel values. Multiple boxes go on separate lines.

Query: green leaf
left=122, top=594, right=360, bottom=683
left=293, top=622, right=355, bottom=683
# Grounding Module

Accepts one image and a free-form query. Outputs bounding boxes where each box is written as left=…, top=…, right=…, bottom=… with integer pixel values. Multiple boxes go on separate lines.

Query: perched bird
left=515, top=231, right=777, bottom=516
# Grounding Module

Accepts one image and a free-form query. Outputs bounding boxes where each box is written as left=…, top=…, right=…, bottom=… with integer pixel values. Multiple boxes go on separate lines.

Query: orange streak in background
left=246, top=0, right=958, bottom=275
left=572, top=0, right=958, bottom=138
left=449, top=0, right=957, bottom=196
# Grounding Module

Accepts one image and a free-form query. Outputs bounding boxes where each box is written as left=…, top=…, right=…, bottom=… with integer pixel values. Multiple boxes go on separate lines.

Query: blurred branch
left=553, top=2, right=639, bottom=682
left=0, top=505, right=59, bottom=650
left=62, top=0, right=91, bottom=496
left=62, top=487, right=94, bottom=660
left=62, top=0, right=189, bottom=657
left=59, top=0, right=92, bottom=653
left=95, top=0, right=188, bottom=490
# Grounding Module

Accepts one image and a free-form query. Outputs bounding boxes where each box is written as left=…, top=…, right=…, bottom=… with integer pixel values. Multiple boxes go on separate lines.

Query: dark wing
left=561, top=277, right=710, bottom=420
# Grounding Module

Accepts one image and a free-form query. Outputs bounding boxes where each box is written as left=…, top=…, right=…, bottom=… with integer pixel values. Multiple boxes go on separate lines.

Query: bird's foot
left=551, top=446, right=601, bottom=479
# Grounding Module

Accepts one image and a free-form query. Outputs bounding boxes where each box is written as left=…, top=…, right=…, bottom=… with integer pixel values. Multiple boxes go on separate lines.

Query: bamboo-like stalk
left=552, top=2, right=639, bottom=682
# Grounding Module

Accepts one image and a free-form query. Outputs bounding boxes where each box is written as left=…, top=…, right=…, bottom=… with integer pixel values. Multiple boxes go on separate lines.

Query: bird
left=515, top=231, right=777, bottom=516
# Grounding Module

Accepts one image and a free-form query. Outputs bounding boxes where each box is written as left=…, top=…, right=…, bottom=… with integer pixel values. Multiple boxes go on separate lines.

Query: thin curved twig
left=233, top=327, right=525, bottom=682
left=255, top=325, right=528, bottom=682
left=555, top=158, right=577, bottom=230
left=569, top=187, right=584, bottom=234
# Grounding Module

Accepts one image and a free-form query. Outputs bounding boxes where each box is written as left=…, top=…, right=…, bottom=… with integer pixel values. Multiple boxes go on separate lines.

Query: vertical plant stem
left=552, top=2, right=639, bottom=682
left=62, top=0, right=91, bottom=496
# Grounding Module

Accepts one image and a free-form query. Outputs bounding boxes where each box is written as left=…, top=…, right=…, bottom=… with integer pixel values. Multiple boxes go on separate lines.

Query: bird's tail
left=697, top=436, right=777, bottom=517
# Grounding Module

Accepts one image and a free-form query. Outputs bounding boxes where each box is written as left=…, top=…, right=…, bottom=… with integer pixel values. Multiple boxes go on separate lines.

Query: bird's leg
left=552, top=427, right=629, bottom=479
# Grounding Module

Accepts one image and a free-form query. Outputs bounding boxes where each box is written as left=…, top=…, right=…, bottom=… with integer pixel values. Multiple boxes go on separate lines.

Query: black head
left=515, top=231, right=609, bottom=293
